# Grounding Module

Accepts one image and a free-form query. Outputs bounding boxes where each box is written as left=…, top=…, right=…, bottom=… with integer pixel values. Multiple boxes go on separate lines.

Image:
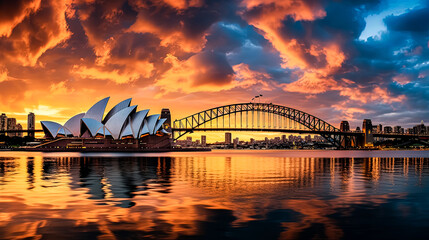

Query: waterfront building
left=201, top=135, right=206, bottom=147
left=28, top=112, right=35, bottom=137
left=16, top=124, right=23, bottom=137
left=7, top=118, right=16, bottom=137
left=362, top=119, right=373, bottom=146
left=225, top=132, right=231, bottom=144
left=384, top=126, right=392, bottom=133
left=340, top=121, right=350, bottom=132
left=355, top=127, right=361, bottom=132
left=0, top=113, right=7, bottom=134
left=233, top=137, right=239, bottom=148
left=413, top=121, right=426, bottom=135
left=393, top=126, right=401, bottom=134
left=377, top=124, right=383, bottom=133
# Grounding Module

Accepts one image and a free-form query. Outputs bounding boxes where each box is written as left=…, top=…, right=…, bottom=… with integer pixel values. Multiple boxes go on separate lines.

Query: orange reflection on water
left=0, top=152, right=428, bottom=239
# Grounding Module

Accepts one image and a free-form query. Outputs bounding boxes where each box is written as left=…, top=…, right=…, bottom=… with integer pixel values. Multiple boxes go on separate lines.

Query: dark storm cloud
left=385, top=6, right=429, bottom=33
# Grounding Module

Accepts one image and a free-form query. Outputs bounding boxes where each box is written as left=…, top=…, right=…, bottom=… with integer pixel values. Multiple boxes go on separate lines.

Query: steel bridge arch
left=172, top=103, right=342, bottom=146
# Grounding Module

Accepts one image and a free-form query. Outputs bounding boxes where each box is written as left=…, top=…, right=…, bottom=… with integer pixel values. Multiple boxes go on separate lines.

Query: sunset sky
left=1, top=0, right=428, bottom=135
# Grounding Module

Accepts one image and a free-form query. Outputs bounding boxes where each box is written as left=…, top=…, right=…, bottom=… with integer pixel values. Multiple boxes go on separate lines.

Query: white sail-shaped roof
left=130, top=110, right=149, bottom=138
left=103, top=98, right=132, bottom=124
left=105, top=106, right=137, bottom=139
left=153, top=118, right=167, bottom=134
left=119, top=122, right=134, bottom=139
left=41, top=121, right=63, bottom=138
left=160, top=129, right=169, bottom=134
left=81, top=118, right=104, bottom=137
left=64, top=113, right=85, bottom=137
left=145, top=114, right=160, bottom=135
left=139, top=119, right=150, bottom=137
left=84, top=97, right=109, bottom=122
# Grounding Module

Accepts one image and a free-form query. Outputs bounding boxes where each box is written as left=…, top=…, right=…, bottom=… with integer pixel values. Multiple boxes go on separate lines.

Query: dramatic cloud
left=0, top=0, right=71, bottom=66
left=0, top=0, right=428, bottom=130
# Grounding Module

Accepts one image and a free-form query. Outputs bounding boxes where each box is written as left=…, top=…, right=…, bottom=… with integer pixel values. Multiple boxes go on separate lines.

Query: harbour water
left=1, top=150, right=429, bottom=239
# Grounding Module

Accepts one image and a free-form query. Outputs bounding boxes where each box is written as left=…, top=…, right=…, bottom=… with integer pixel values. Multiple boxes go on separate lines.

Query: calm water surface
left=1, top=150, right=429, bottom=240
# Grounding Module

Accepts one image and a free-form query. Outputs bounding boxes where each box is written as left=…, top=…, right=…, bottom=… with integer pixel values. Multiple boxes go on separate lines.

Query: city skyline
left=1, top=0, right=429, bottom=134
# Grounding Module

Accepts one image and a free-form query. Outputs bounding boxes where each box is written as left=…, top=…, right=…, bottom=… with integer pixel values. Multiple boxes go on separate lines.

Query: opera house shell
left=41, top=97, right=170, bottom=140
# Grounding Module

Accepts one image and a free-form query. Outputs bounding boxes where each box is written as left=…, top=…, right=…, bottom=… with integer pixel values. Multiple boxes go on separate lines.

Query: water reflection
left=0, top=152, right=429, bottom=239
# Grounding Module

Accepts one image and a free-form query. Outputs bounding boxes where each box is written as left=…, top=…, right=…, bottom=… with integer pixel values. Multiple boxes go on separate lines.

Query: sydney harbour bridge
left=171, top=102, right=429, bottom=149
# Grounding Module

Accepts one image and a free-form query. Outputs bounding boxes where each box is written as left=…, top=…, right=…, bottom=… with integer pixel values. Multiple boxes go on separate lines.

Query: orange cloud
left=332, top=102, right=367, bottom=120
left=128, top=11, right=207, bottom=53
left=339, top=85, right=406, bottom=104
left=241, top=1, right=347, bottom=97
left=392, top=74, right=411, bottom=85
left=160, top=0, right=203, bottom=10
left=0, top=0, right=41, bottom=37
left=71, top=63, right=153, bottom=84
left=0, top=0, right=71, bottom=66
left=155, top=54, right=274, bottom=95
left=282, top=72, right=337, bottom=94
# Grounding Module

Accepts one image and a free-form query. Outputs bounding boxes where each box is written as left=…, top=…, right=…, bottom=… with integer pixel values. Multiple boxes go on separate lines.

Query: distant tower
left=7, top=118, right=16, bottom=137
left=161, top=108, right=171, bottom=133
left=28, top=112, right=35, bottom=138
left=377, top=124, right=383, bottom=133
left=225, top=132, right=232, bottom=144
left=0, top=113, right=7, bottom=135
left=340, top=121, right=350, bottom=132
left=362, top=119, right=374, bottom=147
left=16, top=124, right=23, bottom=137
left=201, top=135, right=207, bottom=147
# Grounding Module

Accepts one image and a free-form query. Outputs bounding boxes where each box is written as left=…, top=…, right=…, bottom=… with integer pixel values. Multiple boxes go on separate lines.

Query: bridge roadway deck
left=172, top=128, right=427, bottom=139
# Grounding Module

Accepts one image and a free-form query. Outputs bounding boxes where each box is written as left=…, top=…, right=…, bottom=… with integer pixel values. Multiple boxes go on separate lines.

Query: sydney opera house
left=35, top=97, right=173, bottom=151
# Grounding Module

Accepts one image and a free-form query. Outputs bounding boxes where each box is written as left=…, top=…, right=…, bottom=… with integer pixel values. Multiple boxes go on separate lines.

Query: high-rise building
left=413, top=120, right=426, bottom=135
left=281, top=135, right=286, bottom=143
left=201, top=135, right=206, bottom=147
left=16, top=123, right=23, bottom=137
left=340, top=121, right=350, bottom=132
left=225, top=132, right=232, bottom=144
left=384, top=126, right=392, bottom=133
left=7, top=118, right=16, bottom=137
left=233, top=137, right=239, bottom=148
left=0, top=113, right=7, bottom=134
left=28, top=112, right=35, bottom=137
left=393, top=126, right=401, bottom=134
left=377, top=124, right=383, bottom=133
left=362, top=119, right=373, bottom=146
left=160, top=108, right=171, bottom=132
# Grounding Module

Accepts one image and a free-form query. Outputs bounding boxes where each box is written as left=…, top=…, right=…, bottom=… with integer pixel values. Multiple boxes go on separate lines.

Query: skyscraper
left=201, top=135, right=206, bottom=147
left=7, top=118, right=16, bottom=137
left=0, top=113, right=7, bottom=135
left=225, top=132, right=231, bottom=144
left=362, top=119, right=373, bottom=146
left=377, top=124, right=383, bottom=133
left=16, top=124, right=23, bottom=137
left=28, top=112, right=35, bottom=137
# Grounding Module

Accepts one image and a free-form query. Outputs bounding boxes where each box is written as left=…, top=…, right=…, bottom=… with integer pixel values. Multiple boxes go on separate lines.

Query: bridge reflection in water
left=0, top=152, right=429, bottom=239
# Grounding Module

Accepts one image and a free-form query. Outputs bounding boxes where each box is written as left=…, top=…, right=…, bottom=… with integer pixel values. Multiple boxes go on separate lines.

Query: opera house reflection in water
left=1, top=152, right=429, bottom=239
